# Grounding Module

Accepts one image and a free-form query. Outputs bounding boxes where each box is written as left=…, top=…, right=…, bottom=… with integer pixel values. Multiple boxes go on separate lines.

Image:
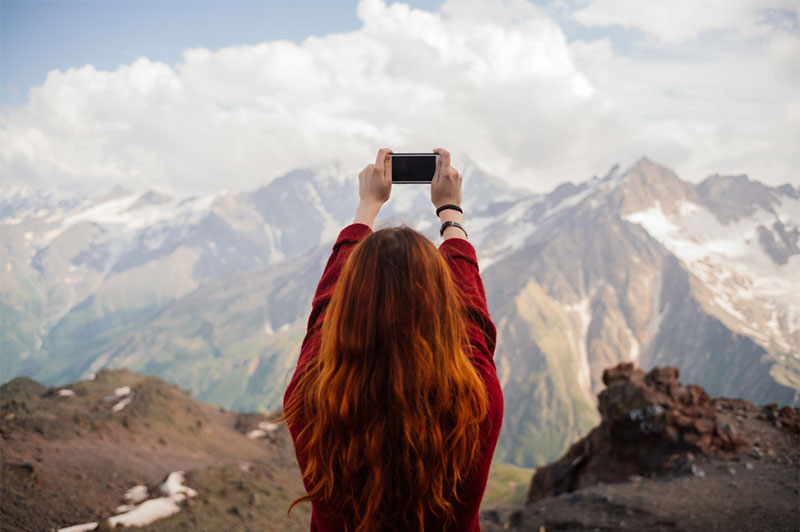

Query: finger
left=433, top=148, right=451, bottom=170
left=432, top=152, right=443, bottom=184
left=385, top=153, right=392, bottom=182
left=375, top=148, right=392, bottom=168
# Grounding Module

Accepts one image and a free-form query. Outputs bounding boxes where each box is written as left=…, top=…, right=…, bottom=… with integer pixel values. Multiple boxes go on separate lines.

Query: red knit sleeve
left=438, top=238, right=497, bottom=370
left=289, top=223, right=372, bottom=386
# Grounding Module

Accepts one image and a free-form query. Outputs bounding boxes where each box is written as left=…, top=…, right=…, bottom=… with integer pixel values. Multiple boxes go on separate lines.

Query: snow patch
left=58, top=389, right=75, bottom=398
left=58, top=472, right=197, bottom=532
left=565, top=298, right=592, bottom=393
left=624, top=326, right=641, bottom=363
left=303, top=181, right=340, bottom=243
left=161, top=471, right=198, bottom=499
left=124, top=485, right=148, bottom=504
left=248, top=422, right=279, bottom=439
left=109, top=498, right=182, bottom=528
left=110, top=386, right=134, bottom=411
left=111, top=394, right=133, bottom=412
left=247, top=429, right=266, bottom=439
left=34, top=190, right=219, bottom=274
left=259, top=421, right=279, bottom=432
left=58, top=523, right=99, bottom=532
left=625, top=199, right=800, bottom=353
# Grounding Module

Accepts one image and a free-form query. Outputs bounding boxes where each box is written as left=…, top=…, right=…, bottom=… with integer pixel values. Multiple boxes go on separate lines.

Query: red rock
left=714, top=422, right=739, bottom=449
left=682, top=432, right=700, bottom=446
left=778, top=406, right=800, bottom=433
left=602, top=363, right=643, bottom=385
left=698, top=433, right=712, bottom=452
left=664, top=425, right=680, bottom=443
left=666, top=382, right=681, bottom=400
left=685, top=385, right=711, bottom=407
left=694, top=419, right=715, bottom=434
left=527, top=362, right=768, bottom=505
left=645, top=366, right=679, bottom=387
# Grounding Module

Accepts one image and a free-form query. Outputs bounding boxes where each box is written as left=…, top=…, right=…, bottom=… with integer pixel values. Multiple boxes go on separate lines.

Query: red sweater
left=283, top=223, right=503, bottom=532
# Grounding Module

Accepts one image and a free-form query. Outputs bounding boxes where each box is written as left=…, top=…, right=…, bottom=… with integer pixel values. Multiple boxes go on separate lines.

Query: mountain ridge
left=2, top=156, right=797, bottom=467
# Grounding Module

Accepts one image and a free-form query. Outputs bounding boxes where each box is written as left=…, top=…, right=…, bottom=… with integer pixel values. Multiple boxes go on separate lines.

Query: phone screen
left=391, top=153, right=438, bottom=184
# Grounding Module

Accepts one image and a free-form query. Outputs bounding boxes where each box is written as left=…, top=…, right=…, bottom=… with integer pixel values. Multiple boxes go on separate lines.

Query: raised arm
left=294, top=148, right=393, bottom=372
left=303, top=224, right=373, bottom=339
left=431, top=148, right=496, bottom=368
left=431, top=147, right=467, bottom=242
left=440, top=239, right=497, bottom=368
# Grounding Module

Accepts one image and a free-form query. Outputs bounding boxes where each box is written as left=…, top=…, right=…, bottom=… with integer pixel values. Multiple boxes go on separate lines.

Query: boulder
left=528, top=363, right=752, bottom=504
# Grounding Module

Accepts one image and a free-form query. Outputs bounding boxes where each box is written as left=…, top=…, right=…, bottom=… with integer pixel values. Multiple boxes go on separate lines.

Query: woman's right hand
left=354, top=148, right=393, bottom=228
left=430, top=148, right=462, bottom=209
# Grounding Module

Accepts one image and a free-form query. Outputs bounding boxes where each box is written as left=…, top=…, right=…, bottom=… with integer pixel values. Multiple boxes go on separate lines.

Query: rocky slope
left=2, top=158, right=798, bottom=467
left=0, top=369, right=528, bottom=532
left=481, top=363, right=800, bottom=531
left=0, top=369, right=311, bottom=532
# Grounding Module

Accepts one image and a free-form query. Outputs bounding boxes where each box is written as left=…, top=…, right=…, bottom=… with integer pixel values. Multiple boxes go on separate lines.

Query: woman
left=283, top=148, right=503, bottom=532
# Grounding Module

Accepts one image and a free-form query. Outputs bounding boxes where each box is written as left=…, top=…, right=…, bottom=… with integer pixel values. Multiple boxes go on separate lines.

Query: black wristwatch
left=440, top=221, right=467, bottom=239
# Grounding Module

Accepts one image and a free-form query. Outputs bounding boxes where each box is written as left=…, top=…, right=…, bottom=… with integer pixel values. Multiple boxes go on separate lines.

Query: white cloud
left=571, top=0, right=798, bottom=44
left=565, top=0, right=800, bottom=185
left=768, top=28, right=800, bottom=87
left=0, top=0, right=798, bottom=195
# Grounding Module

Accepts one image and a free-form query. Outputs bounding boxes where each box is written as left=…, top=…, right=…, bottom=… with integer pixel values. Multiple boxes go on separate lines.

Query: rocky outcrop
left=527, top=363, right=799, bottom=504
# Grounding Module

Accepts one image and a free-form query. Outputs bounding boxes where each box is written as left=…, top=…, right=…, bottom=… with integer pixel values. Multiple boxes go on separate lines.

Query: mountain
left=1, top=158, right=797, bottom=467
left=0, top=169, right=360, bottom=384
left=478, top=159, right=799, bottom=464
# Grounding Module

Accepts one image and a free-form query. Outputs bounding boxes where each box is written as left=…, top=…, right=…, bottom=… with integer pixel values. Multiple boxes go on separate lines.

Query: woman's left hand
left=354, top=148, right=392, bottom=227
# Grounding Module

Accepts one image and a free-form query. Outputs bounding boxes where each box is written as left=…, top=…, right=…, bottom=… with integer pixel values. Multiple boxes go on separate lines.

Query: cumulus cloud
left=571, top=0, right=798, bottom=44
left=0, top=0, right=798, bottom=195
left=567, top=0, right=799, bottom=184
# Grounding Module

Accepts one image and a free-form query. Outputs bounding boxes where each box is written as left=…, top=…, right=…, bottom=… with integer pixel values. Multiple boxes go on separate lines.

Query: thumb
left=432, top=155, right=442, bottom=183
left=385, top=153, right=392, bottom=182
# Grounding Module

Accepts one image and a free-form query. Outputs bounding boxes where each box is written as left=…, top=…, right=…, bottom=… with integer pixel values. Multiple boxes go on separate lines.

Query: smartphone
left=391, top=153, right=439, bottom=184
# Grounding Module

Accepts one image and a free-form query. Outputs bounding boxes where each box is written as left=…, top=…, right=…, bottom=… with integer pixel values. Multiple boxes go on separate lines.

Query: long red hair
left=284, top=227, right=488, bottom=531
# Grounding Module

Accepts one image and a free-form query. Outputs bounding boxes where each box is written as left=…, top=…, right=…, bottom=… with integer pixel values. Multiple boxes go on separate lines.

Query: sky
left=1, top=0, right=798, bottom=195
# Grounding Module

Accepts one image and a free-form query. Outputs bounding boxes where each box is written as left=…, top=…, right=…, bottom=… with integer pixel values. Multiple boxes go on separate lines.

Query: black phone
left=391, top=153, right=439, bottom=184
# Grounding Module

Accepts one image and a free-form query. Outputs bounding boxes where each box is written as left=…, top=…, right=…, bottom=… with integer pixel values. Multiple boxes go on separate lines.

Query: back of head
left=285, top=226, right=488, bottom=531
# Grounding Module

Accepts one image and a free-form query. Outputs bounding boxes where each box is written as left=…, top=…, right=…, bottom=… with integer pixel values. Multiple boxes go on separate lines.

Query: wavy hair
left=284, top=227, right=488, bottom=532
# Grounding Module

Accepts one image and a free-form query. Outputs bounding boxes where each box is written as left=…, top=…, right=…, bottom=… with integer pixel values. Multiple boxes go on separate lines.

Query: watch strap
left=440, top=220, right=468, bottom=239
